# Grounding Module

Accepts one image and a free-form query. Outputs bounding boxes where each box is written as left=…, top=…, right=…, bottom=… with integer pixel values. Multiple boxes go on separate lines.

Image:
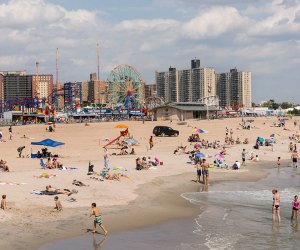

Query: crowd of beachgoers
left=1, top=116, right=300, bottom=243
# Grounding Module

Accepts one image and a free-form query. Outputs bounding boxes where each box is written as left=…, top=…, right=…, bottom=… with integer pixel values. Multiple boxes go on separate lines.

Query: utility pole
left=97, top=43, right=101, bottom=106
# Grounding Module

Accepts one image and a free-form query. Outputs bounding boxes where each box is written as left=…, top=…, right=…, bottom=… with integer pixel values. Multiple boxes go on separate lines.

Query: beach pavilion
left=149, top=102, right=220, bottom=121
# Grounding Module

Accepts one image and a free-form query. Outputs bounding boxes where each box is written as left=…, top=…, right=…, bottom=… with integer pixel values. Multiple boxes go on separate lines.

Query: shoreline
left=38, top=159, right=280, bottom=250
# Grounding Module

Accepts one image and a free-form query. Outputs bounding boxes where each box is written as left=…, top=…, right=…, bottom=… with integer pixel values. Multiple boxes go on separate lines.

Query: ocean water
left=41, top=167, right=300, bottom=250
left=181, top=167, right=300, bottom=250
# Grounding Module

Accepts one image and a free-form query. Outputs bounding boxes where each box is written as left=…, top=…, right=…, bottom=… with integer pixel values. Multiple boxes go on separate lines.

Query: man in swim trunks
left=90, top=203, right=108, bottom=235
left=291, top=150, right=299, bottom=168
left=242, top=149, right=246, bottom=166
left=201, top=159, right=209, bottom=185
left=195, top=161, right=202, bottom=183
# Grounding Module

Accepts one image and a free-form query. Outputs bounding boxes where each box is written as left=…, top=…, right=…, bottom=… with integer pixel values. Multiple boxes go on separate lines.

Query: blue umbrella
left=195, top=152, right=205, bottom=158
left=125, top=138, right=138, bottom=143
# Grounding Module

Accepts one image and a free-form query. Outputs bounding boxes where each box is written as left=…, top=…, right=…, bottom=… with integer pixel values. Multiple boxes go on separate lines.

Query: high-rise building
left=217, top=68, right=252, bottom=108
left=82, top=81, right=89, bottom=103
left=64, top=82, right=82, bottom=111
left=191, top=59, right=200, bottom=69
left=3, top=74, right=33, bottom=101
left=155, top=60, right=216, bottom=103
left=31, top=74, right=53, bottom=101
left=156, top=71, right=169, bottom=102
left=144, top=84, right=157, bottom=99
left=87, top=73, right=106, bottom=105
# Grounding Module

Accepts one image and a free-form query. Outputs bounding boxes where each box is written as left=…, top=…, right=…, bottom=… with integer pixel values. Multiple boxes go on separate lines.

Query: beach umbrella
left=194, top=129, right=206, bottom=133
left=215, top=154, right=224, bottom=159
left=195, top=152, right=205, bottom=158
left=270, top=133, right=280, bottom=138
left=114, top=124, right=128, bottom=129
left=125, top=138, right=138, bottom=143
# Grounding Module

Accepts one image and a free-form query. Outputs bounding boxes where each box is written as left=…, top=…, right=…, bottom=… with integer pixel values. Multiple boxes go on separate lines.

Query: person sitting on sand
left=220, top=147, right=227, bottom=155
left=1, top=195, right=7, bottom=210
left=130, top=148, right=136, bottom=155
left=253, top=155, right=260, bottom=162
left=243, top=138, right=249, bottom=144
left=233, top=160, right=241, bottom=170
left=90, top=203, right=108, bottom=235
left=136, top=158, right=142, bottom=170
left=236, top=138, right=241, bottom=144
left=141, top=157, right=149, bottom=169
left=45, top=158, right=54, bottom=169
left=54, top=196, right=62, bottom=211
left=0, top=159, right=9, bottom=172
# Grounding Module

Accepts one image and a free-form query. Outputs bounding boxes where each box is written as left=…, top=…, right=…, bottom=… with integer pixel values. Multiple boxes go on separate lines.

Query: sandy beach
left=0, top=117, right=299, bottom=249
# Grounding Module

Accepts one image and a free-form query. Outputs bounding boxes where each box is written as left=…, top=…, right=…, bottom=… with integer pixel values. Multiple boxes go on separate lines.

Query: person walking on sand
left=291, top=150, right=299, bottom=168
left=8, top=126, right=12, bottom=140
left=291, top=195, right=299, bottom=221
left=90, top=203, right=108, bottom=235
left=272, top=189, right=281, bottom=223
left=277, top=157, right=281, bottom=169
left=242, top=149, right=246, bottom=166
left=149, top=136, right=154, bottom=150
left=103, top=148, right=109, bottom=170
left=201, top=159, right=209, bottom=185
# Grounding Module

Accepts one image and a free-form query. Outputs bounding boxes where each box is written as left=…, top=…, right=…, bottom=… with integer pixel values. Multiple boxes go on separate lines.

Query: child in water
left=291, top=195, right=299, bottom=221
left=277, top=157, right=281, bottom=169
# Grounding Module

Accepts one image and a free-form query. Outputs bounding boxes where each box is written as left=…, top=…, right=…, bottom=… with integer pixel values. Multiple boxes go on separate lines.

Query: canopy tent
left=31, top=139, right=65, bottom=147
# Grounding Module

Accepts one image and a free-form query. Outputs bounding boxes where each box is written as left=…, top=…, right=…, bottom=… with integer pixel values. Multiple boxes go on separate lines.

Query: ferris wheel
left=107, top=64, right=144, bottom=109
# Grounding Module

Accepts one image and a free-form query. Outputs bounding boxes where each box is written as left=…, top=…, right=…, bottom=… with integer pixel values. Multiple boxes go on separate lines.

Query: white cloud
left=117, top=19, right=179, bottom=32
left=182, top=6, right=249, bottom=39
left=0, top=0, right=64, bottom=28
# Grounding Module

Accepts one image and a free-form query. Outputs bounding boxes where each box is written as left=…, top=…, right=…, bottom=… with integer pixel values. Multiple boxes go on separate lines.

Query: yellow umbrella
left=114, top=124, right=128, bottom=129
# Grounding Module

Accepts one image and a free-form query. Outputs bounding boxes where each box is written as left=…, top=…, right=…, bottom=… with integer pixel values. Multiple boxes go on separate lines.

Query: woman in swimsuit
left=291, top=195, right=299, bottom=221
left=272, top=189, right=281, bottom=223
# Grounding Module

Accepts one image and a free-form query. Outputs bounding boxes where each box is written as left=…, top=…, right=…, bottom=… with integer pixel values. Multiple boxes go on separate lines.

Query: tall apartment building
left=82, top=81, right=89, bottom=103
left=144, top=84, right=157, bottom=99
left=31, top=74, right=53, bottom=101
left=64, top=82, right=82, bottom=111
left=216, top=68, right=252, bottom=108
left=3, top=74, right=33, bottom=101
left=155, top=59, right=216, bottom=103
left=156, top=71, right=169, bottom=102
left=87, top=73, right=106, bottom=105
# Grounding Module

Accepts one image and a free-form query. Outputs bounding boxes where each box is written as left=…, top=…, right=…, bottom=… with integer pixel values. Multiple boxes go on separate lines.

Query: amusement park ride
left=0, top=46, right=148, bottom=118
left=106, top=64, right=145, bottom=109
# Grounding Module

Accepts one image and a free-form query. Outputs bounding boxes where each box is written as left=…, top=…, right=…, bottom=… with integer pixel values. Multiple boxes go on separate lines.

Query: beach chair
left=40, top=159, right=47, bottom=169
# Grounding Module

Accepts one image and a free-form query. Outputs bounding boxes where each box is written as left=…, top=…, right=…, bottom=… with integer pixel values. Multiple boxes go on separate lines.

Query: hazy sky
left=0, top=0, right=299, bottom=103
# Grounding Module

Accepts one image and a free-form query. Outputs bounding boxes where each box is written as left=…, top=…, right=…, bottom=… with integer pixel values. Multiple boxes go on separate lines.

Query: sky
left=0, top=0, right=299, bottom=103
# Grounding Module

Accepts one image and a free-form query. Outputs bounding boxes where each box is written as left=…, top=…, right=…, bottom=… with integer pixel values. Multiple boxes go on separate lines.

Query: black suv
left=153, top=126, right=179, bottom=137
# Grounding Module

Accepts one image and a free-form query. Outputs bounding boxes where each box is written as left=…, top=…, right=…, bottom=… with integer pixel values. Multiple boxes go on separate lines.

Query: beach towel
left=59, top=166, right=78, bottom=171
left=31, top=190, right=58, bottom=195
